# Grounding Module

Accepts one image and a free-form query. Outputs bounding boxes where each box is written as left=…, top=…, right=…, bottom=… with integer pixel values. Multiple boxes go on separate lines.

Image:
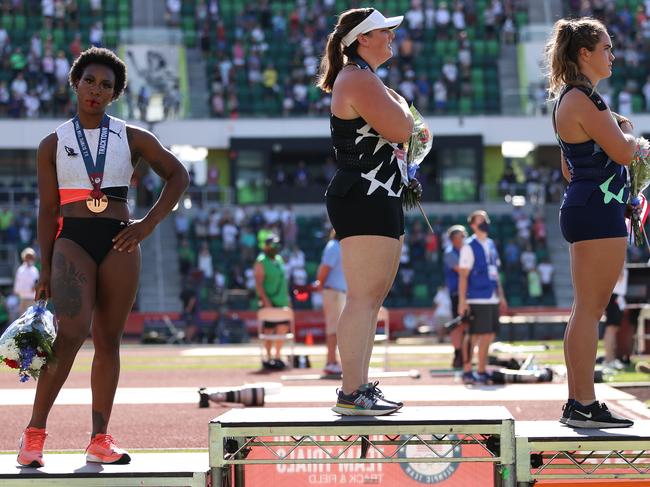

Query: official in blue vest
left=443, top=225, right=467, bottom=369
left=457, top=211, right=507, bottom=385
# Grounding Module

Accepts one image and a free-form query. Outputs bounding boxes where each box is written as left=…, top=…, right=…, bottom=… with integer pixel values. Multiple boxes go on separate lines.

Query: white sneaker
left=323, top=362, right=342, bottom=375
left=603, top=359, right=625, bottom=371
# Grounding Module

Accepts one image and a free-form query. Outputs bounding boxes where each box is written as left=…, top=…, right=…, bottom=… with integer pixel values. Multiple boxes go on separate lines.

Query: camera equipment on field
left=488, top=353, right=554, bottom=384
left=491, top=367, right=554, bottom=384
left=141, top=315, right=185, bottom=344
left=198, top=386, right=265, bottom=407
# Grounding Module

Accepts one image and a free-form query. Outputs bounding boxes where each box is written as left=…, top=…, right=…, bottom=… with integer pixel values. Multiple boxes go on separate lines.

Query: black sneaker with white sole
left=365, top=381, right=404, bottom=408
left=332, top=383, right=401, bottom=416
left=559, top=401, right=573, bottom=425
left=566, top=401, right=634, bottom=428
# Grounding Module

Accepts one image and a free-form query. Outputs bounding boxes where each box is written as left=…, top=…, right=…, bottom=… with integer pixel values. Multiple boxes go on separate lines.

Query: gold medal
left=86, top=194, right=109, bottom=213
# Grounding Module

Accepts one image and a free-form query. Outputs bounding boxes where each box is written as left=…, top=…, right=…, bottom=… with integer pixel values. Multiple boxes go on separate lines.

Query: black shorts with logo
left=468, top=303, right=500, bottom=334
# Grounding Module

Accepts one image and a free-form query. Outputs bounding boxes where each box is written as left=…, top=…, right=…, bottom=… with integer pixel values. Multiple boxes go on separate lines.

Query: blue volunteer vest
left=443, top=246, right=460, bottom=296
left=467, top=236, right=498, bottom=299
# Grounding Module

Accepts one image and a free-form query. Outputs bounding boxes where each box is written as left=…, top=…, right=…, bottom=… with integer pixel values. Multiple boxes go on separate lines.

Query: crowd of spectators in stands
left=561, top=0, right=650, bottom=115
left=6, top=1, right=650, bottom=120
left=173, top=196, right=566, bottom=313
left=0, top=207, right=37, bottom=266
left=0, top=200, right=41, bottom=331
left=0, top=0, right=106, bottom=118
left=498, top=163, right=566, bottom=204
left=505, top=207, right=554, bottom=305
left=195, top=0, right=529, bottom=117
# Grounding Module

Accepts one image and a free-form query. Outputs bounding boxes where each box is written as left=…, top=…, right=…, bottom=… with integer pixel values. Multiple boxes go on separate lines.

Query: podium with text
left=515, top=421, right=650, bottom=486
left=209, top=406, right=516, bottom=487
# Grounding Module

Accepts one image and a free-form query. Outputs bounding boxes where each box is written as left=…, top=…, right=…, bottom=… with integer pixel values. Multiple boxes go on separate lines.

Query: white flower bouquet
left=0, top=301, right=56, bottom=382
left=401, top=105, right=433, bottom=210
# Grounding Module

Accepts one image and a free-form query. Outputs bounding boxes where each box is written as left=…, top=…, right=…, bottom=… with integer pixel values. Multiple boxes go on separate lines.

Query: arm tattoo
left=51, top=253, right=87, bottom=318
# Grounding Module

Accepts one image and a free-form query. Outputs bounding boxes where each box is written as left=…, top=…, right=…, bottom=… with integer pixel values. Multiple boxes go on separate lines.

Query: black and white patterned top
left=326, top=114, right=403, bottom=199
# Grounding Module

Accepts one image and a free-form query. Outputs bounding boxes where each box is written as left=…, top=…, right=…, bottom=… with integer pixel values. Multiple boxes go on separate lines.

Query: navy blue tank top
left=553, top=85, right=629, bottom=209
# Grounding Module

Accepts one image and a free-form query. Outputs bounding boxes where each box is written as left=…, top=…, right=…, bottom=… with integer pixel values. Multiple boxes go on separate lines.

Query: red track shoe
left=17, top=427, right=47, bottom=468
left=85, top=434, right=131, bottom=464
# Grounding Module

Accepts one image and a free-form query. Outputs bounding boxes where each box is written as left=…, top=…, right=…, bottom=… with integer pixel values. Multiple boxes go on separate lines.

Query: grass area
left=605, top=371, right=650, bottom=383
left=0, top=340, right=647, bottom=382
left=508, top=340, right=564, bottom=348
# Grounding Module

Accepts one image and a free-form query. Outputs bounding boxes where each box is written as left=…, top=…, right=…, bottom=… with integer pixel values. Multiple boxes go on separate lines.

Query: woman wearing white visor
left=317, top=8, right=414, bottom=415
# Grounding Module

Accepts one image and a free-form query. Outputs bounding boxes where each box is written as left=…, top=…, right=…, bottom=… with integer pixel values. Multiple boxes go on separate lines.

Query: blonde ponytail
left=544, top=17, right=606, bottom=99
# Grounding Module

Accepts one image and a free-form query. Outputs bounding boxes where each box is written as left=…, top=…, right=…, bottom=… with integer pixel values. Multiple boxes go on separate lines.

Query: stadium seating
left=189, top=0, right=531, bottom=117
left=565, top=0, right=650, bottom=113
left=0, top=0, right=132, bottom=118
left=178, top=207, right=555, bottom=312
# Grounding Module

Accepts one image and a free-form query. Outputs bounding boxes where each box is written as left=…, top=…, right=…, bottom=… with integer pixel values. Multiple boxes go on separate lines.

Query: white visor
left=341, top=10, right=404, bottom=47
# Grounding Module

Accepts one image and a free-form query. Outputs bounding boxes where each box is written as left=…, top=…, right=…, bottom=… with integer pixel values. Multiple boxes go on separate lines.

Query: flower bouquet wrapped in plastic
left=394, top=105, right=433, bottom=230
left=0, top=301, right=56, bottom=382
left=627, top=137, right=650, bottom=249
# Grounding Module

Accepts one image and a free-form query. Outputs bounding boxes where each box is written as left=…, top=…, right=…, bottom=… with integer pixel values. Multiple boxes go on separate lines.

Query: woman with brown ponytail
left=545, top=17, right=635, bottom=428
left=317, top=8, right=413, bottom=416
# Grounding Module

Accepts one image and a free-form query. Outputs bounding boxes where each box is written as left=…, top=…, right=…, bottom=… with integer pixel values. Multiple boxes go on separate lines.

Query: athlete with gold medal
left=17, top=47, right=189, bottom=469
left=72, top=108, right=111, bottom=213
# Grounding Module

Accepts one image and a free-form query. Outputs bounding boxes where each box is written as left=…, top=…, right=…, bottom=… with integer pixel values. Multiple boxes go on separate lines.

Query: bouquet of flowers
left=627, top=137, right=650, bottom=249
left=401, top=105, right=433, bottom=210
left=391, top=105, right=434, bottom=232
left=0, top=301, right=56, bottom=382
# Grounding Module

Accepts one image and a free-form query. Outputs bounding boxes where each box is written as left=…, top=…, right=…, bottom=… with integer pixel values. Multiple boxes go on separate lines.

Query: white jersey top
left=14, top=263, right=39, bottom=299
left=55, top=116, right=133, bottom=190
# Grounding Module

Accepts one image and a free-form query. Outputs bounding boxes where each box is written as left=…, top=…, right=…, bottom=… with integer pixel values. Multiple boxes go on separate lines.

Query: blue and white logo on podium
left=398, top=434, right=461, bottom=484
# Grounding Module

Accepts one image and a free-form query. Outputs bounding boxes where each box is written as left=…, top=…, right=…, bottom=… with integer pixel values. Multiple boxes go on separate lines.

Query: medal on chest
left=86, top=186, right=109, bottom=213
left=72, top=114, right=111, bottom=214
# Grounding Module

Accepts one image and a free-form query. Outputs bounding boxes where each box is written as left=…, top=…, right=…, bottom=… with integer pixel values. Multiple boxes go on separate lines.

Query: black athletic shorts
left=262, top=320, right=290, bottom=329
left=605, top=294, right=623, bottom=326
left=450, top=294, right=460, bottom=319
left=468, top=303, right=500, bottom=334
left=326, top=194, right=404, bottom=240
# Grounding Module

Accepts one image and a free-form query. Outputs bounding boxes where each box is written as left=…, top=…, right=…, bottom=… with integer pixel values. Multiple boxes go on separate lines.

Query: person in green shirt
left=254, top=234, right=291, bottom=369
left=9, top=48, right=27, bottom=72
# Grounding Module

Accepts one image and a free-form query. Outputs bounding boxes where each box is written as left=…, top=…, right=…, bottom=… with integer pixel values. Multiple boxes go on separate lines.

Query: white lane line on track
left=180, top=344, right=454, bottom=356
left=615, top=399, right=650, bottom=420
left=0, top=384, right=634, bottom=406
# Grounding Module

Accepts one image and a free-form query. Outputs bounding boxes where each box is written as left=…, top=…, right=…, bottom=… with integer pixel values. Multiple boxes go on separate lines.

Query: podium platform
left=515, top=420, right=650, bottom=486
left=0, top=452, right=208, bottom=487
left=209, top=406, right=516, bottom=487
